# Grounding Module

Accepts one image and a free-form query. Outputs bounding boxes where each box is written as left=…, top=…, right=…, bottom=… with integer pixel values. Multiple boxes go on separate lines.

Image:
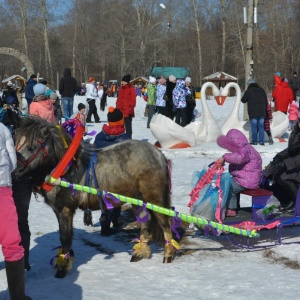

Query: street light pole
left=243, top=0, right=255, bottom=121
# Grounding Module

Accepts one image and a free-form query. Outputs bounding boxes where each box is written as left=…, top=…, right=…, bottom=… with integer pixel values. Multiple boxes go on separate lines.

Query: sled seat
left=240, top=188, right=273, bottom=221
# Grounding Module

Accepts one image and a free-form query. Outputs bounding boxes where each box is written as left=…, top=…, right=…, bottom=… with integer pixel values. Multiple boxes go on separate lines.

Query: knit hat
left=33, top=83, right=47, bottom=95
left=169, top=75, right=176, bottom=83
left=185, top=77, right=192, bottom=83
left=49, top=91, right=57, bottom=100
left=281, top=78, right=288, bottom=83
left=121, top=74, right=131, bottom=83
left=88, top=77, right=95, bottom=82
left=275, top=71, right=281, bottom=76
left=149, top=76, right=156, bottom=84
left=30, top=74, right=37, bottom=79
left=107, top=106, right=124, bottom=126
left=78, top=103, right=86, bottom=111
left=247, top=78, right=256, bottom=85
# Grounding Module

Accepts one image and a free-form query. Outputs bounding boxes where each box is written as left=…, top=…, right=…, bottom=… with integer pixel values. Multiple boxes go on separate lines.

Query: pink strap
left=188, top=163, right=222, bottom=208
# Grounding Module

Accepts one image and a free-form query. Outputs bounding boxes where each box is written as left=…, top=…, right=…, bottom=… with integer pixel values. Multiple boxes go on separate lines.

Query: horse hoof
left=163, top=256, right=173, bottom=263
left=55, top=269, right=67, bottom=278
left=130, top=254, right=143, bottom=262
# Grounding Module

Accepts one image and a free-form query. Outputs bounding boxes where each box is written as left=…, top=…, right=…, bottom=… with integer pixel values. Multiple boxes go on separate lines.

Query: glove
left=272, top=155, right=283, bottom=165
left=267, top=161, right=286, bottom=176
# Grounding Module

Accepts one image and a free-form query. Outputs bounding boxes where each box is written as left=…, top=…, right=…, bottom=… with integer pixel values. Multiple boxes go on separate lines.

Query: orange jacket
left=116, top=84, right=136, bottom=117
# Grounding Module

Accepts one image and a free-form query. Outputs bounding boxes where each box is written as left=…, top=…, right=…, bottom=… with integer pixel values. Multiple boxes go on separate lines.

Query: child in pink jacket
left=288, top=100, right=299, bottom=131
left=216, top=129, right=262, bottom=217
left=30, top=83, right=56, bottom=124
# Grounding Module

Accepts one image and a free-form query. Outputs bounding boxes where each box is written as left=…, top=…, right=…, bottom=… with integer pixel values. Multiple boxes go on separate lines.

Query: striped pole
left=45, top=176, right=260, bottom=238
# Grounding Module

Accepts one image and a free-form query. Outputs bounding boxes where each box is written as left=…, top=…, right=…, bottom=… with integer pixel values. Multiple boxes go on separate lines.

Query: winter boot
left=5, top=258, right=32, bottom=300
left=112, top=207, right=122, bottom=228
left=269, top=136, right=274, bottom=145
left=100, top=210, right=113, bottom=236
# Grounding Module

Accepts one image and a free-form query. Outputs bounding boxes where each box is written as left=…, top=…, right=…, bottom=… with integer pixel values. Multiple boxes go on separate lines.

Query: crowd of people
left=0, top=68, right=300, bottom=298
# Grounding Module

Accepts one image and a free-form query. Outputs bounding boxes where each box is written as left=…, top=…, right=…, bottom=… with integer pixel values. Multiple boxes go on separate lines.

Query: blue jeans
left=227, top=180, right=246, bottom=209
left=250, top=117, right=265, bottom=144
left=62, top=97, right=74, bottom=118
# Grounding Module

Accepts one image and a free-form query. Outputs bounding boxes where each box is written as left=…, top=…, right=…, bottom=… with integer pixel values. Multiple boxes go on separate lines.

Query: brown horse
left=13, top=116, right=176, bottom=278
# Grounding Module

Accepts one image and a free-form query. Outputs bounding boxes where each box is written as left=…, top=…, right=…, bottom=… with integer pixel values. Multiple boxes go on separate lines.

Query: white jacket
left=85, top=83, right=97, bottom=100
left=0, top=123, right=17, bottom=187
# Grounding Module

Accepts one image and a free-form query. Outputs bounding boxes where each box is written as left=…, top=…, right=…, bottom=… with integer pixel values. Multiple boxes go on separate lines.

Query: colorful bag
left=188, top=163, right=232, bottom=222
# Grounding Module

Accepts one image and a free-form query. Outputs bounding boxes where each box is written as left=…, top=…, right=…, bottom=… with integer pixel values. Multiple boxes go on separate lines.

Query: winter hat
left=247, top=78, right=256, bottom=85
left=275, top=71, right=281, bottom=77
left=33, top=83, right=47, bottom=95
left=7, top=81, right=13, bottom=87
left=107, top=106, right=124, bottom=126
left=78, top=103, right=86, bottom=111
left=158, top=77, right=167, bottom=85
left=169, top=75, right=176, bottom=83
left=49, top=92, right=57, bottom=100
left=121, top=74, right=131, bottom=83
left=30, top=74, right=37, bottom=79
left=185, top=77, right=192, bottom=83
left=281, top=78, right=288, bottom=83
left=88, top=77, right=95, bottom=83
left=149, top=76, right=156, bottom=84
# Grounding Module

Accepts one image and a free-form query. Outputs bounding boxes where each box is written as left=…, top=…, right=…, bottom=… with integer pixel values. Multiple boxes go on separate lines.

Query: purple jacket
left=217, top=129, right=262, bottom=189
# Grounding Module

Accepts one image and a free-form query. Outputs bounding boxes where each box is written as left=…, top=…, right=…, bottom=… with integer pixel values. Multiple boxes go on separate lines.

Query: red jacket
left=272, top=81, right=294, bottom=113
left=116, top=84, right=136, bottom=118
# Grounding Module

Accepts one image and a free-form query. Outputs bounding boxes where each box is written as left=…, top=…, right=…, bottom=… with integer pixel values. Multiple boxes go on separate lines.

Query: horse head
left=13, top=116, right=72, bottom=185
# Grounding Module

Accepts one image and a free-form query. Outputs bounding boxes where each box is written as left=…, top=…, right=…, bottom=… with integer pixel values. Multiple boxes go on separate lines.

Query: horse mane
left=15, top=116, right=92, bottom=165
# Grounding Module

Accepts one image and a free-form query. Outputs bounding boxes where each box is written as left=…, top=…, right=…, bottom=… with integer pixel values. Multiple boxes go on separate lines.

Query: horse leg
left=130, top=218, right=152, bottom=262
left=54, top=207, right=75, bottom=278
left=153, top=212, right=176, bottom=263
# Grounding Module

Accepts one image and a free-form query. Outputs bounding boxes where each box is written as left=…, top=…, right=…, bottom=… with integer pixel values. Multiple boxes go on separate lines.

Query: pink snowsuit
left=0, top=123, right=24, bottom=262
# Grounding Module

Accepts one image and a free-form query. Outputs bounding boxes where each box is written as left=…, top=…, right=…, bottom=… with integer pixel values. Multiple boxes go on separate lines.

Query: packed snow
left=0, top=94, right=299, bottom=300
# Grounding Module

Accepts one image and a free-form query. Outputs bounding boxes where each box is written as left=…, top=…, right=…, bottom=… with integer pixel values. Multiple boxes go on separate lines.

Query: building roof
left=203, top=71, right=237, bottom=81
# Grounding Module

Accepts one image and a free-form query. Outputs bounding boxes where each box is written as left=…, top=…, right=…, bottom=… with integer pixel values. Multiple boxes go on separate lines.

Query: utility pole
left=243, top=0, right=256, bottom=121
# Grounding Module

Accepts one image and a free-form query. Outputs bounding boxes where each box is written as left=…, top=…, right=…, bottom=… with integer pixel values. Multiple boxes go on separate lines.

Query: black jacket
left=241, top=83, right=268, bottom=119
left=59, top=68, right=78, bottom=97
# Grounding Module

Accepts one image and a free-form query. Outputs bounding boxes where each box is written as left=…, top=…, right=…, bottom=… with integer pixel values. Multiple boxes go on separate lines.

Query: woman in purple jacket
left=216, top=129, right=262, bottom=217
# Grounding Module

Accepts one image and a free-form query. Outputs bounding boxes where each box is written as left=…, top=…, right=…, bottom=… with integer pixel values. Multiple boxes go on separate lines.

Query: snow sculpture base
left=150, top=114, right=195, bottom=149
left=270, top=111, right=289, bottom=138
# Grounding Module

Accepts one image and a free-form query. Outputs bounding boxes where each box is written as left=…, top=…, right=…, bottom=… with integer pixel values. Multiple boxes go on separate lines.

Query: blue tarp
left=149, top=67, right=190, bottom=79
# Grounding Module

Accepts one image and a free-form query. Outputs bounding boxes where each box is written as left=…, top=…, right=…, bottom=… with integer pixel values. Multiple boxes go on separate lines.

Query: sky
left=0, top=93, right=300, bottom=300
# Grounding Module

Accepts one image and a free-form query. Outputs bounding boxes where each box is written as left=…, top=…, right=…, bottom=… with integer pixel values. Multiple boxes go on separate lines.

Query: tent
left=130, top=76, right=149, bottom=87
left=149, top=67, right=190, bottom=79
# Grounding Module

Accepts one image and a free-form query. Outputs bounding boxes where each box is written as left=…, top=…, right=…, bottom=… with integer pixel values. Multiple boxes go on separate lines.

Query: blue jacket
left=25, top=78, right=37, bottom=101
left=94, top=125, right=130, bottom=149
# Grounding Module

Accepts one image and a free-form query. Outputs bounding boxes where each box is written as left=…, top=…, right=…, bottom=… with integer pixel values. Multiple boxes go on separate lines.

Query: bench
left=240, top=188, right=273, bottom=221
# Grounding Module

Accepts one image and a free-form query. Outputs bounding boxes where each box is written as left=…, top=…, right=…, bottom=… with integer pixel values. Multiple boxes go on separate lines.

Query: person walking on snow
left=288, top=100, right=299, bottom=131
left=85, top=77, right=100, bottom=123
left=272, top=77, right=293, bottom=114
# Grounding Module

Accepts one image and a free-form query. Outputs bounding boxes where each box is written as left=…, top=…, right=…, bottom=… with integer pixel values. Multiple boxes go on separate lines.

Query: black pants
left=175, top=107, right=187, bottom=127
left=86, top=99, right=100, bottom=122
left=124, top=117, right=133, bottom=138
left=12, top=178, right=32, bottom=270
left=156, top=106, right=166, bottom=116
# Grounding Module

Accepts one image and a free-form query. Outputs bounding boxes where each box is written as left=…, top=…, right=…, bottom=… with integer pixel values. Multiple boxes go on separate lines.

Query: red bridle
left=16, top=138, right=48, bottom=169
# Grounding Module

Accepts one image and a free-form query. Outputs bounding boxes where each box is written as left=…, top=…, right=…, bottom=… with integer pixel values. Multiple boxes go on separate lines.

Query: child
left=216, top=129, right=262, bottom=217
left=49, top=92, right=62, bottom=124
left=0, top=122, right=31, bottom=300
left=288, top=100, right=299, bottom=131
left=264, top=98, right=274, bottom=144
left=71, top=103, right=87, bottom=131
left=94, top=107, right=130, bottom=235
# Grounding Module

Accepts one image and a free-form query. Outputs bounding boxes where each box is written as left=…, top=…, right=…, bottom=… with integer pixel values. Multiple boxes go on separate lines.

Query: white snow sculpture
left=270, top=111, right=289, bottom=138
left=220, top=82, right=249, bottom=139
left=185, top=82, right=222, bottom=142
left=150, top=114, right=195, bottom=149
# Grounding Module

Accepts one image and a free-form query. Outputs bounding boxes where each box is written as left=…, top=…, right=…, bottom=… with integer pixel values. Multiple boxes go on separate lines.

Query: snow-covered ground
left=1, top=94, right=299, bottom=300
